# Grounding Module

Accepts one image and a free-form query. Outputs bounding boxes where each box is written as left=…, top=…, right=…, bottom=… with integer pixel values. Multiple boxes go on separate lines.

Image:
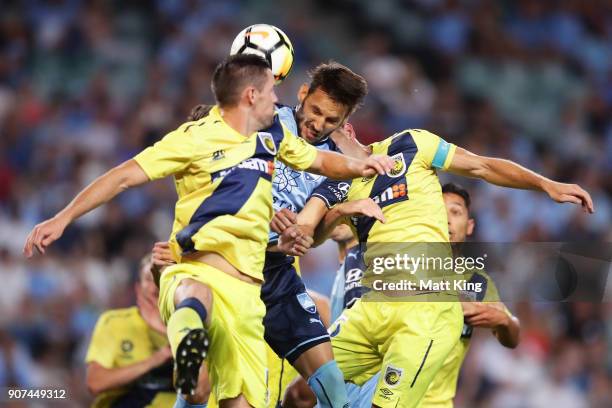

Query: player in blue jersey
left=263, top=62, right=370, bottom=408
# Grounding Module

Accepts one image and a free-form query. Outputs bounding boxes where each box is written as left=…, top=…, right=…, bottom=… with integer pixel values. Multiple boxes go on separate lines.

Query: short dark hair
left=307, top=61, right=368, bottom=114
left=187, top=104, right=213, bottom=121
left=211, top=54, right=271, bottom=107
left=442, top=183, right=471, bottom=210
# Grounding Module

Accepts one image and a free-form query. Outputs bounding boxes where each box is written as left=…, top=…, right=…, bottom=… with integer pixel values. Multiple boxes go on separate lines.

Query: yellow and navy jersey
left=423, top=270, right=511, bottom=407
left=133, top=105, right=317, bottom=280
left=85, top=307, right=175, bottom=408
left=312, top=129, right=456, bottom=268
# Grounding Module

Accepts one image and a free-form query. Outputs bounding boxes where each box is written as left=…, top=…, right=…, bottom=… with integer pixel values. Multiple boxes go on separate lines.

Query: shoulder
left=96, top=306, right=141, bottom=329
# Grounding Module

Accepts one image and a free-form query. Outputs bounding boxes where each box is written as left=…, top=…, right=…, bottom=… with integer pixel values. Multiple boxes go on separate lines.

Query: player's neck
left=219, top=106, right=259, bottom=137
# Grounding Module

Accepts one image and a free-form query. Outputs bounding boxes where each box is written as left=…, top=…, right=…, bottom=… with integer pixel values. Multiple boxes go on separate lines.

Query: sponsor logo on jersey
left=296, top=292, right=317, bottom=314
left=212, top=158, right=275, bottom=182
left=259, top=132, right=277, bottom=155
left=387, top=153, right=406, bottom=178
left=384, top=365, right=403, bottom=387
left=372, top=182, right=407, bottom=206
left=325, top=181, right=351, bottom=202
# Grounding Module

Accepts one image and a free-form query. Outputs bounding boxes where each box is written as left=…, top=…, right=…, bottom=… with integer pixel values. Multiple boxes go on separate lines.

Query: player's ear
left=466, top=218, right=475, bottom=237
left=244, top=86, right=257, bottom=106
left=297, top=84, right=309, bottom=104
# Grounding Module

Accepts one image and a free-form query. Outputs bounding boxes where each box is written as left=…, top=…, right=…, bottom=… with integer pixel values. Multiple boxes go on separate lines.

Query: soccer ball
left=230, top=24, right=294, bottom=84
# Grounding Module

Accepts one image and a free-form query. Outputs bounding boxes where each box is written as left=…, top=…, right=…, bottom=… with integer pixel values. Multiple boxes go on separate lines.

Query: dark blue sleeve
left=310, top=179, right=352, bottom=209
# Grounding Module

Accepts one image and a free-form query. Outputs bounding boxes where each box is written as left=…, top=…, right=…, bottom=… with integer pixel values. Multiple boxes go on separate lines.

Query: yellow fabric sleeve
left=277, top=127, right=318, bottom=171
left=410, top=129, right=456, bottom=170
left=133, top=126, right=196, bottom=180
left=85, top=312, right=118, bottom=368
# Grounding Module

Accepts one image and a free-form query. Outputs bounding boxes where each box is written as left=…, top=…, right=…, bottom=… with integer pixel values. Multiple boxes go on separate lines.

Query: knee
left=175, top=279, right=213, bottom=314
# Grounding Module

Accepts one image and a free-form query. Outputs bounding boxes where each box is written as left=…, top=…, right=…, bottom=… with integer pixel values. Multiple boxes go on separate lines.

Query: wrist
left=55, top=211, right=73, bottom=225
left=539, top=177, right=554, bottom=194
left=495, top=312, right=510, bottom=330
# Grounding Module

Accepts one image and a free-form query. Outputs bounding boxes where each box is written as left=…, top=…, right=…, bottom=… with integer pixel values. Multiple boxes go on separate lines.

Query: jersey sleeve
left=277, top=128, right=318, bottom=171
left=410, top=129, right=456, bottom=170
left=310, top=178, right=352, bottom=209
left=133, top=125, right=195, bottom=180
left=85, top=312, right=117, bottom=368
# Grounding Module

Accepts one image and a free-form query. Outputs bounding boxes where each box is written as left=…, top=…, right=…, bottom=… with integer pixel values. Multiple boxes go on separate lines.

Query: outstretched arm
left=23, top=159, right=149, bottom=257
left=448, top=147, right=594, bottom=213
left=462, top=302, right=520, bottom=348
left=307, top=150, right=393, bottom=180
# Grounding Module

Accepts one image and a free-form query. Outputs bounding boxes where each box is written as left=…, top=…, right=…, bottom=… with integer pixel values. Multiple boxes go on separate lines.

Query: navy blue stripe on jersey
left=354, top=133, right=418, bottom=242
left=177, top=166, right=267, bottom=254
left=176, top=116, right=286, bottom=253
left=343, top=246, right=367, bottom=310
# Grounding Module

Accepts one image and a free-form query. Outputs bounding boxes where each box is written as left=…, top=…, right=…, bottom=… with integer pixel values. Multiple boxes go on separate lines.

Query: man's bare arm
left=462, top=302, right=520, bottom=348
left=306, top=150, right=393, bottom=180
left=86, top=347, right=171, bottom=394
left=24, top=159, right=149, bottom=257
left=448, top=147, right=594, bottom=213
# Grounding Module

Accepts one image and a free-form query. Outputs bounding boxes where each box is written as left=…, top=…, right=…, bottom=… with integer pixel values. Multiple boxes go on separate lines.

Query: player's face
left=296, top=86, right=350, bottom=144
left=138, top=265, right=159, bottom=301
left=444, top=193, right=474, bottom=243
left=253, top=70, right=278, bottom=129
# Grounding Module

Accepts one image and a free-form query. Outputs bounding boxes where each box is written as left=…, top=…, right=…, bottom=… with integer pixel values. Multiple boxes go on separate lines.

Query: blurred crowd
left=0, top=0, right=610, bottom=406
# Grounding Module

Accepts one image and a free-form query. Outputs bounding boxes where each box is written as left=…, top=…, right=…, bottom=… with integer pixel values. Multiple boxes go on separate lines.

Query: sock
left=307, top=360, right=349, bottom=408
left=167, top=297, right=208, bottom=357
left=173, top=393, right=208, bottom=408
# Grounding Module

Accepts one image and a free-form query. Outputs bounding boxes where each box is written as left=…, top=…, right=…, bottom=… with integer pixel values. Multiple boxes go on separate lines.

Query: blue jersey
left=330, top=246, right=367, bottom=322
left=269, top=105, right=339, bottom=244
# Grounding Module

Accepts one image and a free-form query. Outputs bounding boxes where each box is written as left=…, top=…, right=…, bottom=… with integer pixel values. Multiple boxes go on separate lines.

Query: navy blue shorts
left=261, top=251, right=330, bottom=364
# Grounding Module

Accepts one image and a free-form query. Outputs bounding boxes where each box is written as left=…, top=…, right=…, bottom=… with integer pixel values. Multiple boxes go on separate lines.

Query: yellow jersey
left=312, top=129, right=457, bottom=285
left=133, top=106, right=317, bottom=280
left=85, top=307, right=175, bottom=408
left=422, top=270, right=510, bottom=407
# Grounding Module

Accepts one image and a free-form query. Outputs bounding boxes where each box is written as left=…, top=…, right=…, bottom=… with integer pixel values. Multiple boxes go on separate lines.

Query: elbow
left=86, top=369, right=105, bottom=395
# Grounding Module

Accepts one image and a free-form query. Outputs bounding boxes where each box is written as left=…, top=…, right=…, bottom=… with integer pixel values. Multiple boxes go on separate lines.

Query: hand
left=359, top=154, right=395, bottom=178
left=338, top=198, right=385, bottom=223
left=461, top=302, right=508, bottom=329
left=151, top=241, right=175, bottom=269
left=278, top=225, right=314, bottom=256
left=270, top=208, right=297, bottom=234
left=542, top=180, right=594, bottom=213
left=150, top=346, right=172, bottom=368
left=23, top=215, right=70, bottom=257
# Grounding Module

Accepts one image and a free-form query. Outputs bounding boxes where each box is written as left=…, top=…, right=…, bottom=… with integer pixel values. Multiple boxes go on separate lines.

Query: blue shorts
left=261, top=252, right=330, bottom=364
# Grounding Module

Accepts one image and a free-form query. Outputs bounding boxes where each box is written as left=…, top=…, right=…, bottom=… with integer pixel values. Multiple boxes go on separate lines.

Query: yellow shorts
left=159, top=261, right=268, bottom=407
left=330, top=300, right=463, bottom=408
left=267, top=344, right=300, bottom=407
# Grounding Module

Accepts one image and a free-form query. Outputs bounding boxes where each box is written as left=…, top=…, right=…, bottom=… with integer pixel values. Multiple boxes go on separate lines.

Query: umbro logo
left=212, top=150, right=225, bottom=161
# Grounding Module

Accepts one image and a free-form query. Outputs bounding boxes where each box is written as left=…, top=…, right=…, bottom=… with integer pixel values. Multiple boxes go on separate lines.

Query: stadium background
left=0, top=0, right=610, bottom=406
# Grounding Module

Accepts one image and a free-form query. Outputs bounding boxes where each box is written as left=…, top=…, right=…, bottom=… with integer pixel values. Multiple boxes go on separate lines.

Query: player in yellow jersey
left=420, top=183, right=520, bottom=407
left=23, top=54, right=393, bottom=408
left=280, top=184, right=521, bottom=408
left=85, top=255, right=183, bottom=408
left=279, top=128, right=592, bottom=407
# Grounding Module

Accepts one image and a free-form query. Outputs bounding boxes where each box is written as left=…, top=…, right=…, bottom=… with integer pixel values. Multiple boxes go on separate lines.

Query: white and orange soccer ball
left=230, top=24, right=294, bottom=84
